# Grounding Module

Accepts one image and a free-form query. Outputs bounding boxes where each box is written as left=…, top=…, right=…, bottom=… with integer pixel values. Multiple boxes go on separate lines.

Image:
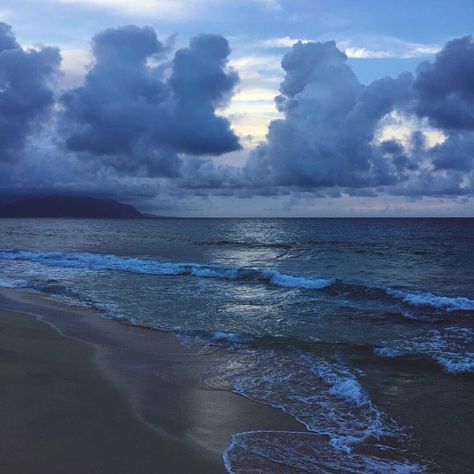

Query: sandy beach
left=0, top=288, right=303, bottom=473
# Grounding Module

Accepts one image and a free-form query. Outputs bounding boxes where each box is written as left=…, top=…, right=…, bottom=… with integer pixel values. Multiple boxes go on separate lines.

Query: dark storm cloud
left=217, top=37, right=473, bottom=199
left=60, top=26, right=240, bottom=177
left=0, top=22, right=60, bottom=162
left=430, top=133, right=474, bottom=172
left=414, top=36, right=474, bottom=130
left=167, top=34, right=240, bottom=155
left=242, top=41, right=414, bottom=190
left=0, top=148, right=162, bottom=201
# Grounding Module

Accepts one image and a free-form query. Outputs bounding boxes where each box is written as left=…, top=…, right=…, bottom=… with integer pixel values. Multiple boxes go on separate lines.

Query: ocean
left=1, top=217, right=473, bottom=473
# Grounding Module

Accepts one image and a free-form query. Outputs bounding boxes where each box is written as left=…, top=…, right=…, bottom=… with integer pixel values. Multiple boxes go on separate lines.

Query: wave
left=0, top=249, right=333, bottom=290
left=1, top=249, right=473, bottom=313
left=209, top=331, right=254, bottom=345
left=262, top=269, right=333, bottom=289
left=326, top=281, right=474, bottom=313
left=386, top=288, right=474, bottom=312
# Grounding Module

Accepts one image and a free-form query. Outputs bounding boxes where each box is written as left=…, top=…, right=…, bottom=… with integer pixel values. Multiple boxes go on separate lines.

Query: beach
left=1, top=217, right=473, bottom=472
left=0, top=287, right=302, bottom=473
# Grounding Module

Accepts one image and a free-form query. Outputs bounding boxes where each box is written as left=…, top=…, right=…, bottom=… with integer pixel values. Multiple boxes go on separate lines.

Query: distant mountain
left=0, top=196, right=144, bottom=218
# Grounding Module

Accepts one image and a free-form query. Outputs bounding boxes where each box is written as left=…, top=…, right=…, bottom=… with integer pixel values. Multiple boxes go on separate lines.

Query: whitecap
left=387, top=288, right=474, bottom=312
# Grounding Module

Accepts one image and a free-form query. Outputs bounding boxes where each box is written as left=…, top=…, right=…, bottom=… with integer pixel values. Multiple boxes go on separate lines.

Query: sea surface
left=1, top=218, right=473, bottom=473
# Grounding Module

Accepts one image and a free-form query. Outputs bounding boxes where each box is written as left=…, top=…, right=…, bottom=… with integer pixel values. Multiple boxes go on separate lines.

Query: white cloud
left=255, top=35, right=441, bottom=59
left=53, top=0, right=277, bottom=17
left=375, top=111, right=446, bottom=151
left=257, top=36, right=304, bottom=48
left=343, top=47, right=391, bottom=59
left=337, top=35, right=441, bottom=59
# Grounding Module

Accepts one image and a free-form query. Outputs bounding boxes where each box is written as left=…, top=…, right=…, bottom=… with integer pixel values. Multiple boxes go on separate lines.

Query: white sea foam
left=311, top=360, right=369, bottom=409
left=206, top=348, right=413, bottom=467
left=262, top=268, right=334, bottom=289
left=220, top=350, right=426, bottom=471
left=374, top=347, right=403, bottom=358
left=375, top=327, right=474, bottom=375
left=190, top=267, right=237, bottom=278
left=434, top=355, right=474, bottom=374
left=0, top=277, right=29, bottom=288
left=329, top=377, right=368, bottom=407
left=210, top=331, right=253, bottom=344
left=224, top=430, right=425, bottom=474
left=387, top=288, right=474, bottom=311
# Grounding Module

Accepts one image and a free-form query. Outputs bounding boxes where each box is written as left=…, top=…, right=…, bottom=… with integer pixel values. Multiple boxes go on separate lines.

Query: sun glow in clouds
left=375, top=111, right=447, bottom=150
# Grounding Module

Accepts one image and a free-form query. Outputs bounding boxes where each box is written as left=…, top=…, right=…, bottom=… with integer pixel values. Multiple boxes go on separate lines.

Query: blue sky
left=1, top=0, right=473, bottom=216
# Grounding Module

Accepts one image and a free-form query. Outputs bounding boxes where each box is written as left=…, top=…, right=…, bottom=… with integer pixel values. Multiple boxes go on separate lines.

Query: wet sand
left=0, top=289, right=304, bottom=473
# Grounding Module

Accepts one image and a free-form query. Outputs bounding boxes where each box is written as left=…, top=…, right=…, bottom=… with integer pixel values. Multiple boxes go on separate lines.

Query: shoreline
left=0, top=288, right=304, bottom=473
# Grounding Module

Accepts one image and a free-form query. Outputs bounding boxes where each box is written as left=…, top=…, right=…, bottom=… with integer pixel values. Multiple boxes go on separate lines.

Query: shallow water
left=1, top=218, right=473, bottom=472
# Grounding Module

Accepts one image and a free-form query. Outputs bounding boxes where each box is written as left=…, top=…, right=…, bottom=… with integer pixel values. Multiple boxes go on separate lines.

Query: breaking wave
left=386, top=288, right=474, bottom=312
left=0, top=249, right=334, bottom=290
left=1, top=249, right=473, bottom=313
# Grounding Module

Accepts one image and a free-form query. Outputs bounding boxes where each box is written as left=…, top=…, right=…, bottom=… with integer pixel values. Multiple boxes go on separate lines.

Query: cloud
left=0, top=22, right=60, bottom=162
left=343, top=48, right=391, bottom=59
left=60, top=25, right=240, bottom=176
left=338, top=35, right=441, bottom=59
left=1, top=22, right=473, bottom=212
left=167, top=34, right=240, bottom=155
left=220, top=37, right=472, bottom=200
left=430, top=133, right=474, bottom=172
left=414, top=36, right=474, bottom=130
left=256, top=35, right=441, bottom=59
left=242, top=41, right=414, bottom=190
left=53, top=0, right=278, bottom=18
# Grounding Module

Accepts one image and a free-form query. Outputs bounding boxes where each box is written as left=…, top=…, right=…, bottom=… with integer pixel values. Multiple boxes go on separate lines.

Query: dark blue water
left=1, top=218, right=473, bottom=472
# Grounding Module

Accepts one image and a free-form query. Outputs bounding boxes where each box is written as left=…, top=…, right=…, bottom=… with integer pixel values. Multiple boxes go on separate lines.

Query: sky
left=0, top=0, right=473, bottom=216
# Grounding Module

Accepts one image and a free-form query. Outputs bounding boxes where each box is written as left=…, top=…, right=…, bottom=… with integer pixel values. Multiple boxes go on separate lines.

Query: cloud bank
left=0, top=21, right=473, bottom=211
left=236, top=36, right=473, bottom=198
left=60, top=25, right=240, bottom=177
left=0, top=23, right=60, bottom=162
